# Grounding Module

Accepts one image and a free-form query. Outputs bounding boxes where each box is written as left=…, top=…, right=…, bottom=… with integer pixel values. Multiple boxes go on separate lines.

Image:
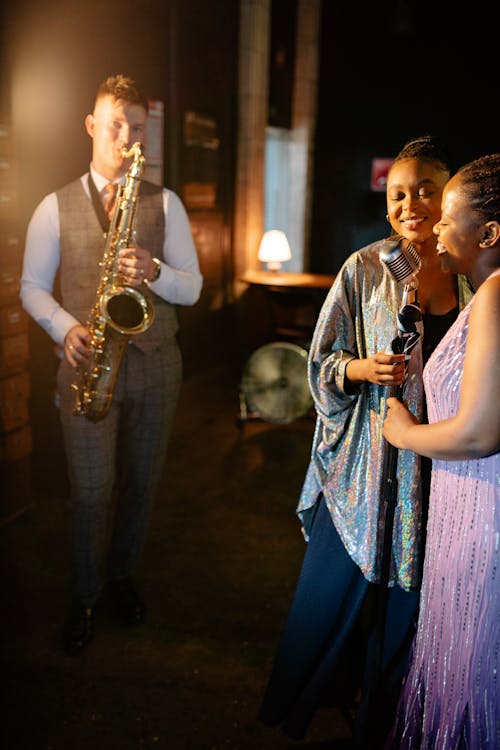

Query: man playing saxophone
left=20, top=74, right=203, bottom=655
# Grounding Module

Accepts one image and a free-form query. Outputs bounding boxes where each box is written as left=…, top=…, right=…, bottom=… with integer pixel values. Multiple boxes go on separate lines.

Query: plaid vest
left=57, top=177, right=178, bottom=353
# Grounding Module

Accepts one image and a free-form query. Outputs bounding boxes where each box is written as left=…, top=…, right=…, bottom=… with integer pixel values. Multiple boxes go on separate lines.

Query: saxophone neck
left=106, top=144, right=144, bottom=239
left=120, top=142, right=145, bottom=180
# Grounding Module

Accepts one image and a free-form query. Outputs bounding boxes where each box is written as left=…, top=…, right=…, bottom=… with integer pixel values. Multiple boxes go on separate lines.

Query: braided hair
left=391, top=134, right=454, bottom=176
left=455, top=153, right=500, bottom=222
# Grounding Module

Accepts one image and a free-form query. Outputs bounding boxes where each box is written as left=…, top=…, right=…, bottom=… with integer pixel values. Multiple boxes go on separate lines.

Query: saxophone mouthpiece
left=121, top=142, right=144, bottom=159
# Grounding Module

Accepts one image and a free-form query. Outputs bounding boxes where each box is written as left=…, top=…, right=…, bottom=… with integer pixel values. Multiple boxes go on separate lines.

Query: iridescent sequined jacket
left=297, top=239, right=473, bottom=591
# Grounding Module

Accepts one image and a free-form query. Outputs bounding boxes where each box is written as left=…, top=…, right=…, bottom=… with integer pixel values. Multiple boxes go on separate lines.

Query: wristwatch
left=150, top=257, right=162, bottom=283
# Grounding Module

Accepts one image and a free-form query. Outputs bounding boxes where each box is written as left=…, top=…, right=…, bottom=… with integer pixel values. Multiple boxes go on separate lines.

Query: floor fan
left=238, top=342, right=313, bottom=425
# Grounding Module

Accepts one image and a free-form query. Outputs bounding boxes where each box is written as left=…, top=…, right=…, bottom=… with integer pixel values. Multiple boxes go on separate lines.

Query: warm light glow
left=257, top=230, right=292, bottom=271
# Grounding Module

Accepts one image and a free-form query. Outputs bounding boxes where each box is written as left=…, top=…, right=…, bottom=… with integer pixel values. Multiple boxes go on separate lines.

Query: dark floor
left=1, top=362, right=353, bottom=750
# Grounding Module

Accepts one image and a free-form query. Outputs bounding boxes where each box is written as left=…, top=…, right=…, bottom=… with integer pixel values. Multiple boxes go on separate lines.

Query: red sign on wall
left=370, top=157, right=393, bottom=192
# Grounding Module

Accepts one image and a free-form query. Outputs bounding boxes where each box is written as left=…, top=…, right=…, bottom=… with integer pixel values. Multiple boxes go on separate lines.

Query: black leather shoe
left=109, top=578, right=146, bottom=625
left=62, top=601, right=94, bottom=655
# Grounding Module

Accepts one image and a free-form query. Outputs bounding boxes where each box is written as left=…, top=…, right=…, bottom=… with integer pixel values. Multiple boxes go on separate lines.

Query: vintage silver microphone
left=380, top=239, right=422, bottom=359
left=379, top=239, right=421, bottom=286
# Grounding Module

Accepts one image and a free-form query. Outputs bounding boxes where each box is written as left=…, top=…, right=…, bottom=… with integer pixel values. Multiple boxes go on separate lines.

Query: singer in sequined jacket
left=298, top=239, right=473, bottom=590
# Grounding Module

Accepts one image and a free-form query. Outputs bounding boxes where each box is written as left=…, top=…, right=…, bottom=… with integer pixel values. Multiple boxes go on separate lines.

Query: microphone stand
left=357, top=278, right=421, bottom=748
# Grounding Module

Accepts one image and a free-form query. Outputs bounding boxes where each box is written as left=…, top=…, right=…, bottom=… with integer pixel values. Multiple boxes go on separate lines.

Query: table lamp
left=257, top=230, right=292, bottom=271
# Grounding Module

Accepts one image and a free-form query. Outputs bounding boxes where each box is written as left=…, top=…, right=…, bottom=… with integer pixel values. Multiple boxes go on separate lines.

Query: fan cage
left=240, top=341, right=313, bottom=424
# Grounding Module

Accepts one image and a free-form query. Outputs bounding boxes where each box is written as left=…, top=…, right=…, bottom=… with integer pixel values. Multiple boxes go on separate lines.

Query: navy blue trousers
left=259, top=496, right=419, bottom=745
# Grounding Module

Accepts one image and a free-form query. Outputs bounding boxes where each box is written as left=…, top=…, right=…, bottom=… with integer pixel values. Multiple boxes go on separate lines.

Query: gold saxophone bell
left=100, top=284, right=154, bottom=334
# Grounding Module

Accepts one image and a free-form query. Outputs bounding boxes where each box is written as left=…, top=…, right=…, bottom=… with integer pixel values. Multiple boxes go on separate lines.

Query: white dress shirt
left=21, top=165, right=203, bottom=346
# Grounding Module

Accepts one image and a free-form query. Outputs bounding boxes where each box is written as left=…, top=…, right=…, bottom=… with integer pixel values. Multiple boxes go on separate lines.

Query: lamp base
left=265, top=261, right=282, bottom=271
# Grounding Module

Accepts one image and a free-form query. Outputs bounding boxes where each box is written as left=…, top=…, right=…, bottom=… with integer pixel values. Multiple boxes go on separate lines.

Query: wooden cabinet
left=0, top=117, right=33, bottom=523
left=238, top=270, right=335, bottom=358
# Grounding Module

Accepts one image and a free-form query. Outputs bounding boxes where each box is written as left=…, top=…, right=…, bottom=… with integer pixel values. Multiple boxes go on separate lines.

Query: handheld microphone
left=380, top=238, right=422, bottom=336
left=379, top=240, right=422, bottom=394
left=379, top=240, right=421, bottom=286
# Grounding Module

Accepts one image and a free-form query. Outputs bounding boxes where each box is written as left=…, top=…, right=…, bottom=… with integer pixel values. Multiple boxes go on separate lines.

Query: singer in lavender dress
left=259, top=136, right=474, bottom=748
left=385, top=283, right=500, bottom=749
left=384, top=154, right=500, bottom=749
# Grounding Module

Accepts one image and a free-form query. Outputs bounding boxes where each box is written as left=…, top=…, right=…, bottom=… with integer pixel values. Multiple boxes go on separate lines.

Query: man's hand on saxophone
left=118, top=245, right=157, bottom=286
left=64, top=325, right=91, bottom=368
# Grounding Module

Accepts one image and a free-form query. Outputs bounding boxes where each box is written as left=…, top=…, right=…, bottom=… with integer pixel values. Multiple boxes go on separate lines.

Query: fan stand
left=237, top=341, right=314, bottom=429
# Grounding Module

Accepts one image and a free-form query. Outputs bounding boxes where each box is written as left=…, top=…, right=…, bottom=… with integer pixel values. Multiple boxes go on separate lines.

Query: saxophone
left=72, top=141, right=154, bottom=422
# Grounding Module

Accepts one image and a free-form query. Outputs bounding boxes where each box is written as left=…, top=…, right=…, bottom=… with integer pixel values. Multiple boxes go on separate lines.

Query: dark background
left=309, top=0, right=497, bottom=271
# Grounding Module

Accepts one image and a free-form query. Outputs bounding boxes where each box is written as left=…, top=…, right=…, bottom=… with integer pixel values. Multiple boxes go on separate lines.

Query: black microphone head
left=379, top=239, right=421, bottom=285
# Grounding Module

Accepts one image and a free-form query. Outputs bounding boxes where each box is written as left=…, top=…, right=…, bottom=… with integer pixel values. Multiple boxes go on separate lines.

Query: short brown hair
left=95, top=74, right=149, bottom=113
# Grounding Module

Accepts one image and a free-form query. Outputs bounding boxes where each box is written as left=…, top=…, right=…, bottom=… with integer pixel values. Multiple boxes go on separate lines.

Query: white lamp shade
left=258, top=230, right=292, bottom=270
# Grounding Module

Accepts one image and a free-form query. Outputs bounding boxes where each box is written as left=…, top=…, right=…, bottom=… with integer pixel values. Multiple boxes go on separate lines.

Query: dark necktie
left=103, top=182, right=118, bottom=221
